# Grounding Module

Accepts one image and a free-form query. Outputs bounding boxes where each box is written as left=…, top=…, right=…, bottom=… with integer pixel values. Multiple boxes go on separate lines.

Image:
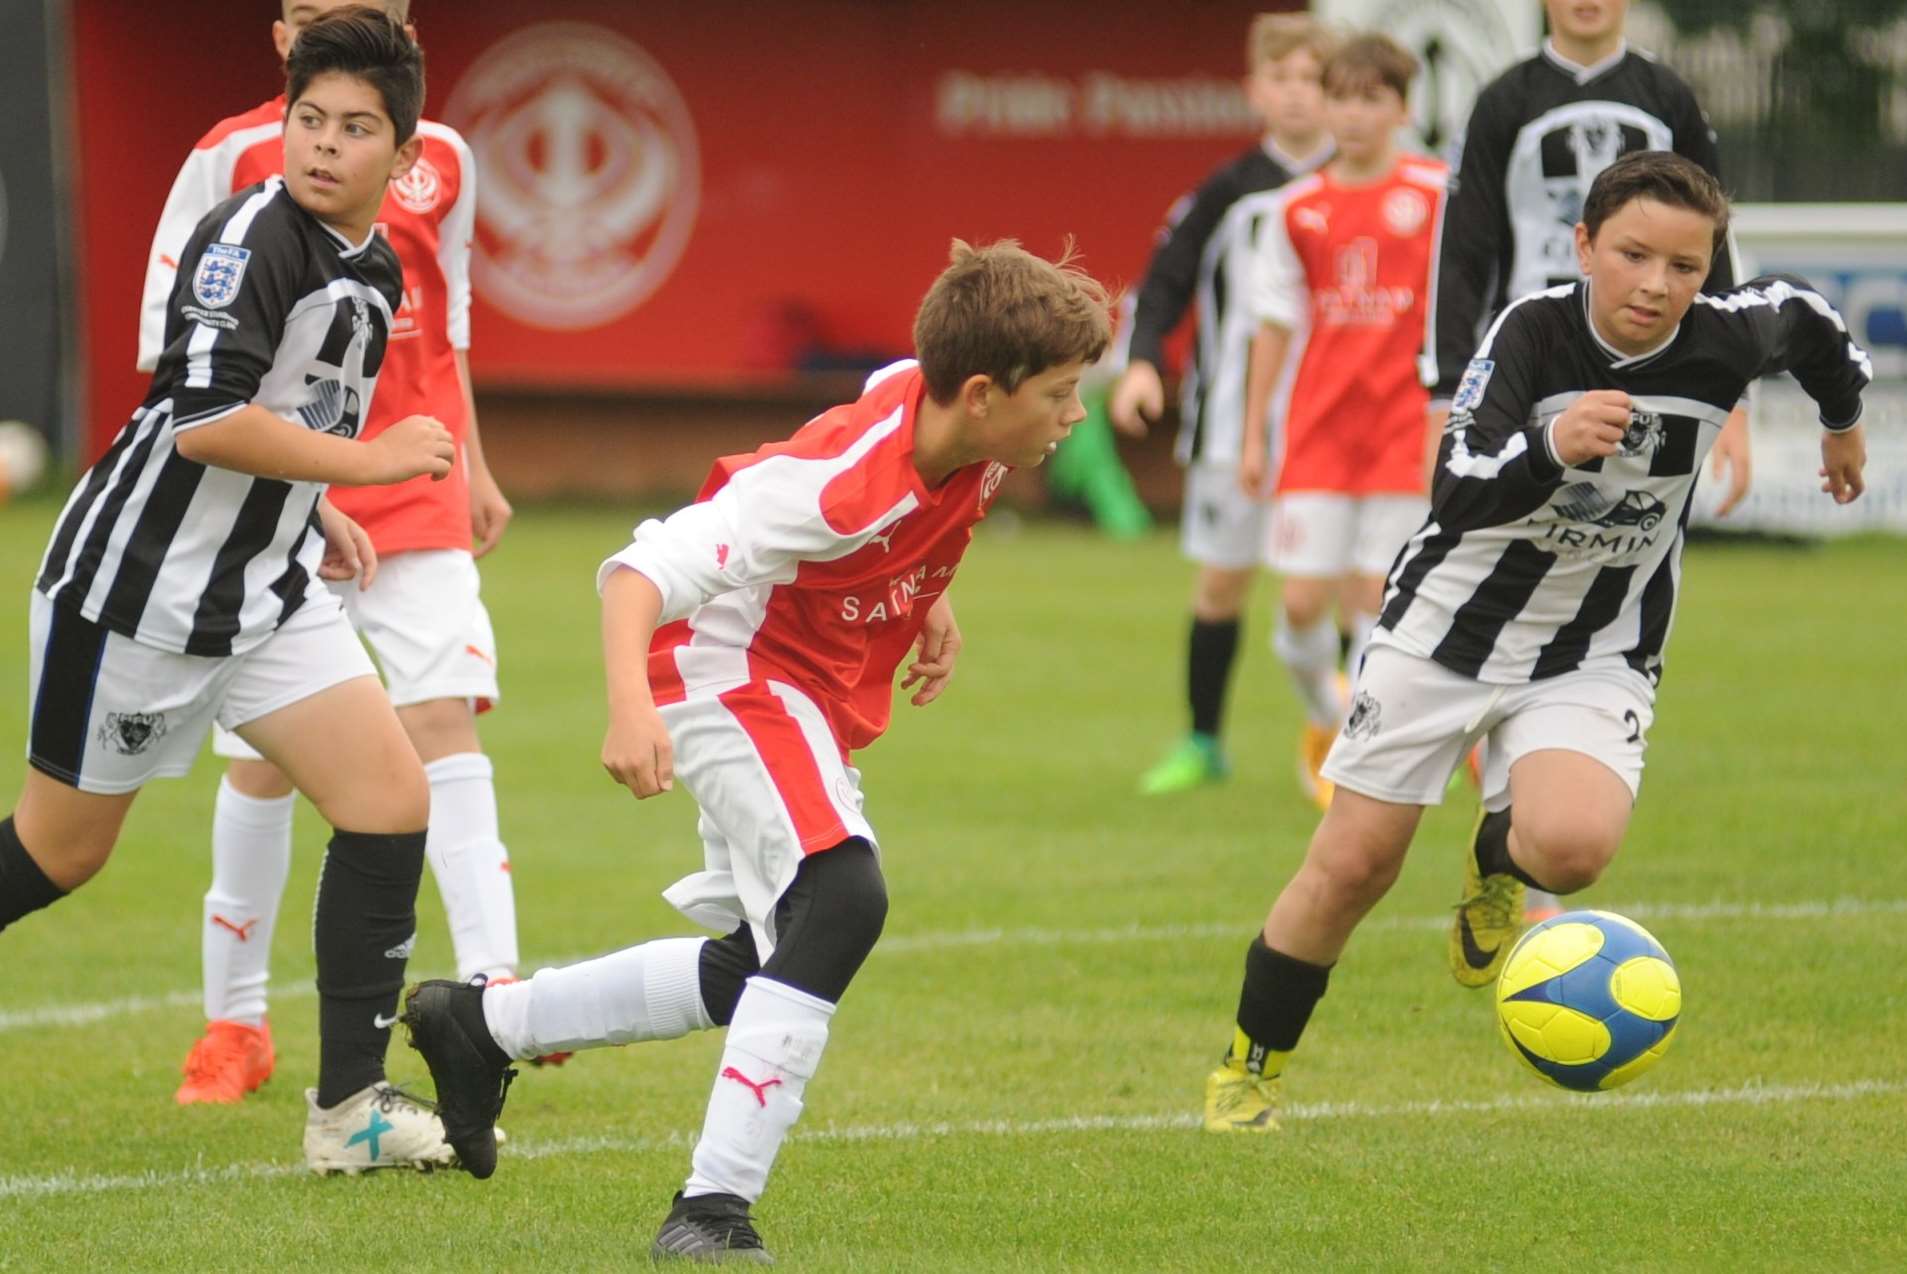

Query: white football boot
left=303, top=1082, right=457, bottom=1175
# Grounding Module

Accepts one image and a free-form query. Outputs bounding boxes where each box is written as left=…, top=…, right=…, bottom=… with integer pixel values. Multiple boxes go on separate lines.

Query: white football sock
left=481, top=937, right=712, bottom=1059
left=1274, top=613, right=1346, bottom=728
left=684, top=976, right=834, bottom=1204
left=1344, top=609, right=1377, bottom=687
left=424, top=752, right=519, bottom=982
left=203, top=776, right=294, bottom=1027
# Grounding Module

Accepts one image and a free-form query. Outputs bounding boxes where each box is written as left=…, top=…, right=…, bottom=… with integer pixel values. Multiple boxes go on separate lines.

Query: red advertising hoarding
left=72, top=0, right=1291, bottom=457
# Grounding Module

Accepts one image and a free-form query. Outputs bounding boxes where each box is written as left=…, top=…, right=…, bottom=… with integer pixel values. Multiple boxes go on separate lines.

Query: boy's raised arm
left=1733, top=275, right=1871, bottom=430
left=1431, top=301, right=1570, bottom=532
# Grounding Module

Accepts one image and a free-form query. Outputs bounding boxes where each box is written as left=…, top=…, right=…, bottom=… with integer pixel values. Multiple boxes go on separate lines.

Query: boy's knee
left=1317, top=842, right=1402, bottom=904
left=1515, top=813, right=1621, bottom=894
left=807, top=839, right=888, bottom=953
left=761, top=838, right=888, bottom=1004
left=1193, top=568, right=1252, bottom=620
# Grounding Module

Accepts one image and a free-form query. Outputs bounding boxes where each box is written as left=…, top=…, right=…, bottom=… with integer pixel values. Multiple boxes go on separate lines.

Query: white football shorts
left=1180, top=461, right=1271, bottom=570
left=213, top=547, right=499, bottom=761
left=1321, top=644, right=1656, bottom=809
left=656, top=680, right=878, bottom=962
left=26, top=589, right=376, bottom=795
left=1268, top=492, right=1429, bottom=579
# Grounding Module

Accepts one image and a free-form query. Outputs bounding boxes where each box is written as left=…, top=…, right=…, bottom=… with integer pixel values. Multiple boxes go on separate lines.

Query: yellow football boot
left=1296, top=723, right=1336, bottom=811
left=1204, top=1032, right=1284, bottom=1133
left=1449, top=807, right=1526, bottom=988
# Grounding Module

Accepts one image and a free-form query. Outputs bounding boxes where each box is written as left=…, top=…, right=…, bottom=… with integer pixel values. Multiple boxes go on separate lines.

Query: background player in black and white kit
left=1111, top=14, right=1336, bottom=797
left=0, top=10, right=466, bottom=1174
left=1425, top=0, right=1753, bottom=920
left=1205, top=152, right=1869, bottom=1132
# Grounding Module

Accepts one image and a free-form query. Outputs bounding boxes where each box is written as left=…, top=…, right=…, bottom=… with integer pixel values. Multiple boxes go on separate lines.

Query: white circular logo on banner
left=390, top=154, right=442, bottom=214
left=445, top=23, right=701, bottom=330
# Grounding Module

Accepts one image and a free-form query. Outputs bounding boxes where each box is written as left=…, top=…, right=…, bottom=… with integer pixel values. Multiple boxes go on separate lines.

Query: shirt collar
left=1543, top=38, right=1629, bottom=86
left=1580, top=280, right=1680, bottom=368
left=1264, top=136, right=1333, bottom=174
left=318, top=218, right=379, bottom=257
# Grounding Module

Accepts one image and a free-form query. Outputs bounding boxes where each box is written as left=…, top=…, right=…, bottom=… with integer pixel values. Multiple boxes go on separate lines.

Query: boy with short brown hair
left=403, top=240, right=1111, bottom=1261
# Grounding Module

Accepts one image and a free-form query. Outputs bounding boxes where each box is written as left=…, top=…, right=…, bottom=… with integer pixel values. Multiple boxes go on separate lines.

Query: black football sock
left=1230, top=934, right=1331, bottom=1077
left=1473, top=808, right=1552, bottom=891
left=0, top=816, right=67, bottom=933
left=314, top=828, right=426, bottom=1108
left=1188, top=617, right=1241, bottom=739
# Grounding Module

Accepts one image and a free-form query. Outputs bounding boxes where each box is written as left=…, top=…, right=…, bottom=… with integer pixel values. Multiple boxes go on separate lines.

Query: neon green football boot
left=1449, top=806, right=1526, bottom=988
left=1138, top=734, right=1230, bottom=797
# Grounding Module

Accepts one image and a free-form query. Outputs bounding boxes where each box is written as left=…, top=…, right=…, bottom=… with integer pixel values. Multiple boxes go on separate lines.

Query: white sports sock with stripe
left=203, top=776, right=294, bottom=1027
left=684, top=976, right=834, bottom=1204
left=481, top=937, right=713, bottom=1058
left=424, top=752, right=519, bottom=982
left=1274, top=613, right=1346, bottom=728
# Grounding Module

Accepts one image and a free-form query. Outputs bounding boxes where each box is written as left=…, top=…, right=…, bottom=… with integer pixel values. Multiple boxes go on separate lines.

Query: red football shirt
left=1251, top=157, right=1447, bottom=494
left=598, top=361, right=1008, bottom=755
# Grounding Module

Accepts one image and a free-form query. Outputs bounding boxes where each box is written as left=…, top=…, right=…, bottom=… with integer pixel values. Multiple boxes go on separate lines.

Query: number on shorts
left=1623, top=709, right=1642, bottom=744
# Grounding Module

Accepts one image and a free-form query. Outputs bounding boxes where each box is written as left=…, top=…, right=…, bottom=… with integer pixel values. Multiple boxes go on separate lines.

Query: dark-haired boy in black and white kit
left=1425, top=0, right=1755, bottom=923
left=1205, top=151, right=1868, bottom=1132
left=0, top=9, right=465, bottom=1174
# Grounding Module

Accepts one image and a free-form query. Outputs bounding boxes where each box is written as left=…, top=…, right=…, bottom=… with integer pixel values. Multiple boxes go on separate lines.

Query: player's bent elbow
left=172, top=425, right=213, bottom=466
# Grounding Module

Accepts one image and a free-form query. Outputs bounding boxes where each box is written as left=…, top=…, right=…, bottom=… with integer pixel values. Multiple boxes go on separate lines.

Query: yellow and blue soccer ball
left=1494, top=910, right=1681, bottom=1092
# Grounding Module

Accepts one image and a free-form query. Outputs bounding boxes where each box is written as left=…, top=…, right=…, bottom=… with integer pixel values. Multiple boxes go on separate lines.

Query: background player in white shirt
left=138, top=0, right=531, bottom=1106
left=1204, top=152, right=1868, bottom=1133
left=1, top=10, right=467, bottom=1174
left=399, top=241, right=1112, bottom=1262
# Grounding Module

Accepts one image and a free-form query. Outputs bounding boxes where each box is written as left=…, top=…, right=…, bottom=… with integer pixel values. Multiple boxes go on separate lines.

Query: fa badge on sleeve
left=192, top=244, right=253, bottom=309
left=1453, top=359, right=1494, bottom=412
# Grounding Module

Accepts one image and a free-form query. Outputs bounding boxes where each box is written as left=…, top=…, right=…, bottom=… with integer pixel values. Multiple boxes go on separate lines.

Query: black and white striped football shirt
left=1424, top=41, right=1736, bottom=403
left=37, top=177, right=401, bottom=657
left=1120, top=141, right=1325, bottom=465
left=1379, top=275, right=1870, bottom=687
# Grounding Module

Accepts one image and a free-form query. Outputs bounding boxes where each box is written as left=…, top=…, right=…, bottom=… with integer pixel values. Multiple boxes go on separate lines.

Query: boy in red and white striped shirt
left=402, top=240, right=1111, bottom=1261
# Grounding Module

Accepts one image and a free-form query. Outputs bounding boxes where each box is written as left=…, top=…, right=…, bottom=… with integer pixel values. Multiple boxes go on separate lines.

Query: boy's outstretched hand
left=902, top=594, right=962, bottom=707
left=1820, top=423, right=1867, bottom=504
left=603, top=702, right=675, bottom=798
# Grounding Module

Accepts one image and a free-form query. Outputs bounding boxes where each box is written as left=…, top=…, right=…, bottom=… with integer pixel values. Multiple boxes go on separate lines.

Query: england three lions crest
left=192, top=244, right=252, bottom=309
left=1452, top=359, right=1494, bottom=412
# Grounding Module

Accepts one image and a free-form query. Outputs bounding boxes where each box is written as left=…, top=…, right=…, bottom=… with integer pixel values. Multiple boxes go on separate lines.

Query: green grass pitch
left=1, top=494, right=1903, bottom=1270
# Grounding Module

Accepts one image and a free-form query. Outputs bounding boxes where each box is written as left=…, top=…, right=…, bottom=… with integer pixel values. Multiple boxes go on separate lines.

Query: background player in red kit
left=137, top=0, right=525, bottom=1107
left=1239, top=34, right=1446, bottom=811
left=399, top=241, right=1112, bottom=1262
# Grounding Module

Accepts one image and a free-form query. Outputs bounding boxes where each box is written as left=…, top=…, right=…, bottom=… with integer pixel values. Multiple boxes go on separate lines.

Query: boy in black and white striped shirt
left=1204, top=151, right=1869, bottom=1132
left=1, top=10, right=463, bottom=1173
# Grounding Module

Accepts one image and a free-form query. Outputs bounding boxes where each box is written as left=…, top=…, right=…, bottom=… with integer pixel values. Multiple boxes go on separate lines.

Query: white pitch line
left=1, top=1077, right=1898, bottom=1202
left=6, top=897, right=1906, bottom=1036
